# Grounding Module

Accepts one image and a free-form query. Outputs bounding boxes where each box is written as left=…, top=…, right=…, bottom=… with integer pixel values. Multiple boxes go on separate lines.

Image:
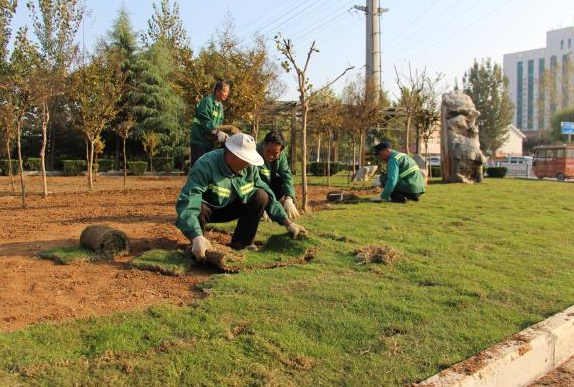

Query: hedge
left=128, top=161, right=148, bottom=176
left=309, top=162, right=342, bottom=176
left=0, top=160, right=19, bottom=176
left=27, top=158, right=42, bottom=171
left=62, top=160, right=87, bottom=176
left=486, top=167, right=507, bottom=178
left=97, top=159, right=114, bottom=172
left=154, top=157, right=174, bottom=173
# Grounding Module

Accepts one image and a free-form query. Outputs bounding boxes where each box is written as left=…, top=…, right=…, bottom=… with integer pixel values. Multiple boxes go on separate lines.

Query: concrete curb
left=417, top=305, right=574, bottom=387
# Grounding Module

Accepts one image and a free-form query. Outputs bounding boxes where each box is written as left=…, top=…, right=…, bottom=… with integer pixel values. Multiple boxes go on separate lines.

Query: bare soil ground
left=0, top=175, right=375, bottom=332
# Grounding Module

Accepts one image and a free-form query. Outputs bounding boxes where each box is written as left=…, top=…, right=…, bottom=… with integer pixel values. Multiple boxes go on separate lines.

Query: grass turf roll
left=80, top=225, right=129, bottom=260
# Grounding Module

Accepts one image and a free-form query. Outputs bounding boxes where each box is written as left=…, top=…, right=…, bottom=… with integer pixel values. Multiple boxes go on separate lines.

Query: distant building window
left=538, top=58, right=545, bottom=129
left=527, top=59, right=534, bottom=130
left=561, top=40, right=564, bottom=49
left=550, top=56, right=557, bottom=113
left=517, top=61, right=524, bottom=129
left=570, top=39, right=572, bottom=49
left=562, top=54, right=570, bottom=108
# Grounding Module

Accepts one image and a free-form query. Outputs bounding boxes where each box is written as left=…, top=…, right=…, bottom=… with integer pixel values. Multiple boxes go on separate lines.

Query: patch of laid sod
left=131, top=249, right=194, bottom=276
left=355, top=244, right=402, bottom=265
left=4, top=179, right=574, bottom=386
left=38, top=246, right=92, bottom=265
left=223, top=233, right=321, bottom=271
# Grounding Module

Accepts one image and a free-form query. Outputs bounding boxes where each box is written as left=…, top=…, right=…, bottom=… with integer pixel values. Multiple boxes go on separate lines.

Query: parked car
left=532, top=145, right=574, bottom=181
left=503, top=156, right=533, bottom=165
left=427, top=156, right=441, bottom=166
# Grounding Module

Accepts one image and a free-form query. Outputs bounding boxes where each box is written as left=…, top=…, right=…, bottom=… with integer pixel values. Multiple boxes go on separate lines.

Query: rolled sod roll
left=80, top=225, right=129, bottom=260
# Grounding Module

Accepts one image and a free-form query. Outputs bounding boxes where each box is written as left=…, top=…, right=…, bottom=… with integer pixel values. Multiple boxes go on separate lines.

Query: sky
left=10, top=0, right=574, bottom=100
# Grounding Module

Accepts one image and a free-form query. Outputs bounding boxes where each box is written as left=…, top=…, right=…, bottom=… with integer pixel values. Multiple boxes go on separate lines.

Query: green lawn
left=1, top=179, right=574, bottom=386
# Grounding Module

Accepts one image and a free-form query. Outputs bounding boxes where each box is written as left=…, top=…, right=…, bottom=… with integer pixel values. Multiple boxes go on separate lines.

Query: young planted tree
left=415, top=73, right=444, bottom=156
left=0, top=102, right=16, bottom=191
left=275, top=34, right=353, bottom=212
left=27, top=0, right=84, bottom=197
left=7, top=27, right=44, bottom=208
left=69, top=51, right=124, bottom=190
left=463, top=58, right=514, bottom=156
left=395, top=64, right=426, bottom=153
left=113, top=113, right=136, bottom=186
left=141, top=131, right=160, bottom=174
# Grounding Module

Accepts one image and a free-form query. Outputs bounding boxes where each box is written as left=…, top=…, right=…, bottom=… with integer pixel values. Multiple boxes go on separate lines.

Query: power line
left=385, top=0, right=516, bottom=66
left=290, top=8, right=352, bottom=42
left=383, top=0, right=439, bottom=50
left=258, top=0, right=333, bottom=38
left=237, top=0, right=285, bottom=30
left=240, top=0, right=314, bottom=40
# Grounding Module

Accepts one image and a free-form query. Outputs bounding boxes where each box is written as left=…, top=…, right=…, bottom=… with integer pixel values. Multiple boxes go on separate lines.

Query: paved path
left=529, top=356, right=574, bottom=386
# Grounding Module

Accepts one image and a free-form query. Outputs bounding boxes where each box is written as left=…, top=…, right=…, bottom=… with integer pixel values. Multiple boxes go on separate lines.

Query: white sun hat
left=225, top=133, right=264, bottom=166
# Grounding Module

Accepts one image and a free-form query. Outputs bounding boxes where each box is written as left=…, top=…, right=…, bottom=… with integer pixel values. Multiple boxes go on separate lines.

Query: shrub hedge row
left=486, top=167, right=508, bottom=178
left=128, top=161, right=148, bottom=176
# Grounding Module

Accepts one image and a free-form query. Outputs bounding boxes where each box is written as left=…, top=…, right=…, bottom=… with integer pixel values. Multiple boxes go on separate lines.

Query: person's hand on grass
left=191, top=236, right=212, bottom=262
left=286, top=222, right=308, bottom=239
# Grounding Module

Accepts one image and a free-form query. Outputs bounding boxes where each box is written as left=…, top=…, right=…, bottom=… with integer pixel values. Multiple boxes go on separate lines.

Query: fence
left=495, top=162, right=533, bottom=178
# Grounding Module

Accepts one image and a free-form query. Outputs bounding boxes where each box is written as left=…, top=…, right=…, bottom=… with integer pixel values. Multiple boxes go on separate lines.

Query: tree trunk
left=16, top=119, right=26, bottom=209
left=40, top=100, right=49, bottom=198
left=123, top=137, right=127, bottom=187
left=149, top=155, right=153, bottom=175
left=352, top=141, right=356, bottom=174
left=300, top=103, right=309, bottom=213
left=85, top=137, right=90, bottom=188
left=359, top=130, right=365, bottom=168
left=327, top=130, right=332, bottom=188
left=290, top=108, right=297, bottom=174
left=88, top=139, right=94, bottom=191
left=94, top=152, right=98, bottom=182
left=253, top=117, right=259, bottom=141
left=333, top=130, right=339, bottom=163
left=405, top=116, right=411, bottom=153
left=5, top=135, right=15, bottom=192
left=315, top=133, right=321, bottom=163
left=115, top=135, right=121, bottom=171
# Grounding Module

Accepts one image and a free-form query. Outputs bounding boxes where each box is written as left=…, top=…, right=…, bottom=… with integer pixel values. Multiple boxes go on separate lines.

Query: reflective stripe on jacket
left=381, top=151, right=426, bottom=200
left=256, top=143, right=296, bottom=200
left=190, top=94, right=224, bottom=148
left=175, top=149, right=288, bottom=241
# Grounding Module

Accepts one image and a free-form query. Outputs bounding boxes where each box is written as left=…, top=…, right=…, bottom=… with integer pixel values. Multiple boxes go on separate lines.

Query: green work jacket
left=381, top=150, right=426, bottom=201
left=175, top=149, right=288, bottom=241
left=190, top=94, right=224, bottom=149
left=256, top=143, right=296, bottom=200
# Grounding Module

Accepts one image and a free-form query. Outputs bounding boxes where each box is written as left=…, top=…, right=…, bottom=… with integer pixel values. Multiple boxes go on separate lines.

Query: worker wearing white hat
left=176, top=133, right=308, bottom=262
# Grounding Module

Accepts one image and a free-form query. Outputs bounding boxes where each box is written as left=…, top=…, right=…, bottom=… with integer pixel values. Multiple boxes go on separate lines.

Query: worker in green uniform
left=374, top=141, right=425, bottom=203
left=176, top=133, right=308, bottom=262
left=257, top=131, right=299, bottom=219
left=189, top=81, right=230, bottom=167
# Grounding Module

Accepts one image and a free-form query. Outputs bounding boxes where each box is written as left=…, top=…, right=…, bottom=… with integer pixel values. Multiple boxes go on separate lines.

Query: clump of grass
left=355, top=245, right=402, bottom=265
left=38, top=247, right=92, bottom=265
left=131, top=249, right=194, bottom=276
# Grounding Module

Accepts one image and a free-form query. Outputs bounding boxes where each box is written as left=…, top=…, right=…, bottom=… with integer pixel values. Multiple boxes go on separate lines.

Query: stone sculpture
left=440, top=91, right=486, bottom=183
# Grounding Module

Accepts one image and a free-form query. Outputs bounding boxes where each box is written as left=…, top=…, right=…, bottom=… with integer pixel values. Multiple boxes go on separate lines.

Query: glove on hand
left=286, top=222, right=308, bottom=239
left=191, top=236, right=212, bottom=262
left=283, top=197, right=300, bottom=219
left=216, top=130, right=229, bottom=143
left=261, top=210, right=271, bottom=222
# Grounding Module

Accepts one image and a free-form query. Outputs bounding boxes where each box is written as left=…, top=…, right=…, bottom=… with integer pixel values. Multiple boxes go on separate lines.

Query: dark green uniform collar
left=215, top=148, right=249, bottom=178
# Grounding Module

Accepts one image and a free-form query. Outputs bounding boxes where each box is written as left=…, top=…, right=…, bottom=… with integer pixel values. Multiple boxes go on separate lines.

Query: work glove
left=216, top=130, right=229, bottom=143
left=283, top=197, right=300, bottom=219
left=191, top=235, right=212, bottom=263
left=261, top=210, right=271, bottom=222
left=286, top=222, right=308, bottom=239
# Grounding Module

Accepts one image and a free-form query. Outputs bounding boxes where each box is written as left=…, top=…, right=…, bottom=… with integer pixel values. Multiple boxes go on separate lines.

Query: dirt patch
left=0, top=176, right=338, bottom=332
left=355, top=245, right=402, bottom=265
left=447, top=350, right=492, bottom=375
left=529, top=355, right=574, bottom=387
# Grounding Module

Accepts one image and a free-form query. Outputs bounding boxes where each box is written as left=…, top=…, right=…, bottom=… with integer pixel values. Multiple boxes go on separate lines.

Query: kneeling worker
left=257, top=131, right=299, bottom=219
left=176, top=133, right=307, bottom=262
left=374, top=141, right=425, bottom=203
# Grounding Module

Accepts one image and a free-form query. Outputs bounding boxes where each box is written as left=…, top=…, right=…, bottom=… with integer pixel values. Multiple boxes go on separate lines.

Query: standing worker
left=257, top=131, right=299, bottom=219
left=374, top=141, right=425, bottom=203
left=189, top=81, right=230, bottom=166
left=176, top=133, right=308, bottom=262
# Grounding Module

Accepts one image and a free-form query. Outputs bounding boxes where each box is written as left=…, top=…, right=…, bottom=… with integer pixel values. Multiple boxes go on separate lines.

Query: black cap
left=373, top=141, right=392, bottom=153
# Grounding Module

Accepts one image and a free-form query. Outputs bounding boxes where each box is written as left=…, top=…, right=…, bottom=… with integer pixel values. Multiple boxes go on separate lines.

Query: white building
left=496, top=125, right=526, bottom=157
left=503, top=27, right=574, bottom=135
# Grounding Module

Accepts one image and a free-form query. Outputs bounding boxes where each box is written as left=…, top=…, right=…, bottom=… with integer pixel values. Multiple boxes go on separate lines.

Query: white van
left=502, top=156, right=533, bottom=165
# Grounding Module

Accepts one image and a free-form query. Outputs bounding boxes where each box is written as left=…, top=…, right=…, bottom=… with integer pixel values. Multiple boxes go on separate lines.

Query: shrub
left=309, top=162, right=341, bottom=176
left=0, top=160, right=19, bottom=176
left=62, top=160, right=87, bottom=176
left=128, top=161, right=148, bottom=176
left=27, top=158, right=42, bottom=171
left=97, top=159, right=114, bottom=172
left=486, top=167, right=507, bottom=178
left=154, top=157, right=174, bottom=173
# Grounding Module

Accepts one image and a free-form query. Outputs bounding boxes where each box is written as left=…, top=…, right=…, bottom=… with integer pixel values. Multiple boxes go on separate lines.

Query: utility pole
left=354, top=0, right=389, bottom=105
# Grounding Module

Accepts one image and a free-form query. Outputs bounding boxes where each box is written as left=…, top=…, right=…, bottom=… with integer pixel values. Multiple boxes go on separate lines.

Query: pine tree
left=463, top=58, right=514, bottom=156
left=131, top=41, right=186, bottom=160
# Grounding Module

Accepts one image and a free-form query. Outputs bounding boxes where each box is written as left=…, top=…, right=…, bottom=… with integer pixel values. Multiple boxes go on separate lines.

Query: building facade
left=503, top=27, right=574, bottom=135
